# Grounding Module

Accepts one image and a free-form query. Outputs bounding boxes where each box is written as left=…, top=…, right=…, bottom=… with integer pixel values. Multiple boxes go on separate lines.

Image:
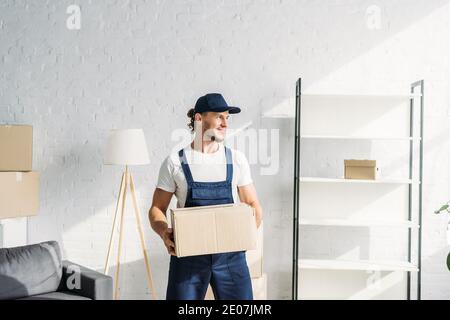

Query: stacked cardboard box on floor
left=205, top=222, right=267, bottom=300
left=0, top=125, right=39, bottom=219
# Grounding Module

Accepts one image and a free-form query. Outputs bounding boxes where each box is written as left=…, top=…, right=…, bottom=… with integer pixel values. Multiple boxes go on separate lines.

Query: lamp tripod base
left=104, top=166, right=157, bottom=300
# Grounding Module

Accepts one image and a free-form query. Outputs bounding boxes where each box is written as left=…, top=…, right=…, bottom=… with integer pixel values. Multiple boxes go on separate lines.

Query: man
left=149, top=93, right=263, bottom=300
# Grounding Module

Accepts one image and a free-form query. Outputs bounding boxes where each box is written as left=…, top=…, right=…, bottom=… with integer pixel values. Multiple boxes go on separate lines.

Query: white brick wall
left=1, top=0, right=449, bottom=299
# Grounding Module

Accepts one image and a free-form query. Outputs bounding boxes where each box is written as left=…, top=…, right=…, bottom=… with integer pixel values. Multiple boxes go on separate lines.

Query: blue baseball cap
left=194, top=93, right=241, bottom=114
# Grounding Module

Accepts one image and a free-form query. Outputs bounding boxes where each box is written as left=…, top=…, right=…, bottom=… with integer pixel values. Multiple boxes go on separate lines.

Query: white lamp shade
left=104, top=129, right=150, bottom=165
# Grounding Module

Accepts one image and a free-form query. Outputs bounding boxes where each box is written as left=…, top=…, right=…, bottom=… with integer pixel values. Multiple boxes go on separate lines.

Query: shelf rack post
left=407, top=83, right=414, bottom=299
left=292, top=78, right=301, bottom=300
left=409, top=80, right=424, bottom=300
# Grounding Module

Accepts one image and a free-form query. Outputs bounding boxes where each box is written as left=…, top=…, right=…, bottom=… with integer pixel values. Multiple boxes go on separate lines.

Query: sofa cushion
left=0, top=241, right=62, bottom=300
left=17, top=291, right=91, bottom=300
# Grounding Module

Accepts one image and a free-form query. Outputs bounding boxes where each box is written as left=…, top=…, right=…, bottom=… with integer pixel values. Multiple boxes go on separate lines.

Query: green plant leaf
left=447, top=252, right=450, bottom=272
left=434, top=204, right=449, bottom=214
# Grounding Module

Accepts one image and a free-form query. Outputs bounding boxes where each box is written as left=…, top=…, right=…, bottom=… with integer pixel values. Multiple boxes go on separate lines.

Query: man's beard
left=204, top=128, right=224, bottom=143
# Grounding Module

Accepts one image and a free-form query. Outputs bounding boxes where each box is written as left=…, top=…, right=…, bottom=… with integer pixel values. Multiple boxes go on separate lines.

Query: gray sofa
left=0, top=241, right=113, bottom=300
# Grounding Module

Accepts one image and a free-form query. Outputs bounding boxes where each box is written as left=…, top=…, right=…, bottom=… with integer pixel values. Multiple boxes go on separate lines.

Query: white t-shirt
left=156, top=143, right=253, bottom=208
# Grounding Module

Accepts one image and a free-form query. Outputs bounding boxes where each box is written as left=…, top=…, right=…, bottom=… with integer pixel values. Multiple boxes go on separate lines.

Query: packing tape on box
left=16, top=172, right=23, bottom=182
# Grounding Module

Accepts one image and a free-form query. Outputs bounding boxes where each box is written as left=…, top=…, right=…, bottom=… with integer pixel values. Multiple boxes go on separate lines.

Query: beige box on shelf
left=246, top=222, right=263, bottom=278
left=205, top=273, right=268, bottom=300
left=0, top=171, right=40, bottom=219
left=170, top=203, right=257, bottom=258
left=0, top=125, right=33, bottom=171
left=344, top=159, right=377, bottom=180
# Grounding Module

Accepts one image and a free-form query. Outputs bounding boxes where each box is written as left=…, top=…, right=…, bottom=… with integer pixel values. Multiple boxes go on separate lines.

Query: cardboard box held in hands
left=170, top=203, right=257, bottom=257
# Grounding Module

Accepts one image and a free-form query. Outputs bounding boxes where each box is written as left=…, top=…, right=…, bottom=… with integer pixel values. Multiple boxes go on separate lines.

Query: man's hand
left=237, top=183, right=263, bottom=228
left=161, top=227, right=176, bottom=256
left=149, top=188, right=176, bottom=256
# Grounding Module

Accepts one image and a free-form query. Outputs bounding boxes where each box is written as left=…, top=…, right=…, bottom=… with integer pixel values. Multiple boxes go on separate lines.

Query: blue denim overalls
left=166, top=147, right=253, bottom=300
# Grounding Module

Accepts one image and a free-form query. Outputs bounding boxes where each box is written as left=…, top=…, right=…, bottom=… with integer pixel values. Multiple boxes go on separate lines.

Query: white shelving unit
left=299, top=218, right=419, bottom=229
left=299, top=177, right=416, bottom=184
left=284, top=78, right=425, bottom=300
left=298, top=259, right=419, bottom=272
left=301, top=135, right=420, bottom=141
left=261, top=94, right=422, bottom=119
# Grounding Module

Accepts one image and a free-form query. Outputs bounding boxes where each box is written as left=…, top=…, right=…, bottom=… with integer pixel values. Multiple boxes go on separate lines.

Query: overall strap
left=225, top=147, right=233, bottom=183
left=178, top=149, right=194, bottom=185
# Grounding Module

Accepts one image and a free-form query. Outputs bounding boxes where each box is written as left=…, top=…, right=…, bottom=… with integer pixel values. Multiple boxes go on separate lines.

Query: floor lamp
left=103, top=128, right=157, bottom=300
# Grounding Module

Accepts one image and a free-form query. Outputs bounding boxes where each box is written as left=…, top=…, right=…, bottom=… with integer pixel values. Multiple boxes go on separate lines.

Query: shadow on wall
left=105, top=256, right=169, bottom=300
left=269, top=270, right=293, bottom=300
left=28, top=137, right=112, bottom=255
left=229, top=0, right=450, bottom=102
